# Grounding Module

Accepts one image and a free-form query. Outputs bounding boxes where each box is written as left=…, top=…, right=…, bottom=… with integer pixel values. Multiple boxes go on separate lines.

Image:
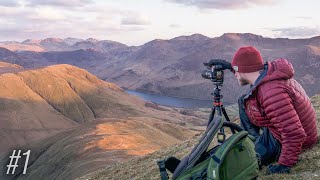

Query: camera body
left=201, top=64, right=224, bottom=85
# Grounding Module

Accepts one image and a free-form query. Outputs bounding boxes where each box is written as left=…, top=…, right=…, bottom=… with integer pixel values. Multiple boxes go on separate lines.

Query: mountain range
left=1, top=33, right=320, bottom=103
left=0, top=37, right=126, bottom=52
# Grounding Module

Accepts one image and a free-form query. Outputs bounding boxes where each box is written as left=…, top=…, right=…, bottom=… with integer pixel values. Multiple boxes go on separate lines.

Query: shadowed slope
left=0, top=61, right=23, bottom=74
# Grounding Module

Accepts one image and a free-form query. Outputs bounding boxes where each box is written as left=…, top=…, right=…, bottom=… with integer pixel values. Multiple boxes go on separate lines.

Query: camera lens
left=201, top=70, right=212, bottom=79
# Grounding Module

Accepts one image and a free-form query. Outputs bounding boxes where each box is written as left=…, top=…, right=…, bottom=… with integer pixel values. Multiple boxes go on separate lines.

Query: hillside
left=1, top=34, right=320, bottom=103
left=0, top=62, right=200, bottom=153
left=0, top=61, right=23, bottom=74
left=77, top=94, right=320, bottom=180
left=0, top=117, right=200, bottom=180
left=0, top=62, right=207, bottom=180
left=0, top=47, right=22, bottom=64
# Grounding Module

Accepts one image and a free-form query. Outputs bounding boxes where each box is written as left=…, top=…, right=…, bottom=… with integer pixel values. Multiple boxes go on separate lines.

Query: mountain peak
left=41, top=38, right=64, bottom=43
left=22, top=39, right=42, bottom=45
left=63, top=37, right=84, bottom=45
left=0, top=41, right=20, bottom=44
left=86, top=38, right=99, bottom=42
left=220, top=33, right=264, bottom=40
left=220, top=33, right=241, bottom=40
left=171, top=33, right=210, bottom=41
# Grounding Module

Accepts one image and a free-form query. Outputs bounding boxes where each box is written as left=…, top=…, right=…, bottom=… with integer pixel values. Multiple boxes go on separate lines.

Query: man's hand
left=266, top=164, right=290, bottom=175
left=203, top=59, right=232, bottom=70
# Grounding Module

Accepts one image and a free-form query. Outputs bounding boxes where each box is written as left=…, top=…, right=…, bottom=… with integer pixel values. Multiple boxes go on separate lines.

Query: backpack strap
left=172, top=117, right=224, bottom=179
left=157, top=160, right=169, bottom=180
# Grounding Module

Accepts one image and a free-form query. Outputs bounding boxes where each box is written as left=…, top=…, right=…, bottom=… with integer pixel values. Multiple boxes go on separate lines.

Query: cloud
left=272, top=27, right=320, bottom=38
left=0, top=6, right=32, bottom=18
left=0, top=2, right=151, bottom=43
left=0, top=4, right=148, bottom=41
left=169, top=24, right=181, bottom=28
left=26, top=0, right=93, bottom=7
left=0, top=6, right=66, bottom=22
left=0, top=27, right=43, bottom=38
left=296, top=16, right=312, bottom=20
left=0, top=0, right=20, bottom=7
left=121, top=13, right=151, bottom=25
left=166, top=0, right=278, bottom=10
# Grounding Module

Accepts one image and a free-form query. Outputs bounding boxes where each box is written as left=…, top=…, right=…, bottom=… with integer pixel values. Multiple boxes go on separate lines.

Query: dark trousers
left=238, top=95, right=281, bottom=166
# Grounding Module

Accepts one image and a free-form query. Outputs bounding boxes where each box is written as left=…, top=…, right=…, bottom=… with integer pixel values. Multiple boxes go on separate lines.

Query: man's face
left=235, top=71, right=249, bottom=86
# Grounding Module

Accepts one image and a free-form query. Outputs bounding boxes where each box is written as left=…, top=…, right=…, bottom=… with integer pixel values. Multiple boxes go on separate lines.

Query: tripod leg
left=207, top=107, right=216, bottom=127
left=214, top=106, right=227, bottom=143
left=221, top=106, right=236, bottom=134
left=216, top=106, right=222, bottom=116
left=221, top=106, right=231, bottom=122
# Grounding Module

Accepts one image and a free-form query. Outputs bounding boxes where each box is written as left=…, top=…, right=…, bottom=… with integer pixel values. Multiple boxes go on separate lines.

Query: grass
left=78, top=95, right=320, bottom=180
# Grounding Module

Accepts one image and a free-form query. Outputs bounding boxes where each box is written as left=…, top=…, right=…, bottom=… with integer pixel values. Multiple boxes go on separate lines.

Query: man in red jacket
left=209, top=46, right=318, bottom=174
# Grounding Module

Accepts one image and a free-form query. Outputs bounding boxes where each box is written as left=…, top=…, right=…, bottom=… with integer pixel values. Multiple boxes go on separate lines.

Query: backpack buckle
left=217, top=132, right=225, bottom=143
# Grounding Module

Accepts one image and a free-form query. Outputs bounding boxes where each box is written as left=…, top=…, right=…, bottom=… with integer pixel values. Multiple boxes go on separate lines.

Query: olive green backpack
left=157, top=117, right=259, bottom=180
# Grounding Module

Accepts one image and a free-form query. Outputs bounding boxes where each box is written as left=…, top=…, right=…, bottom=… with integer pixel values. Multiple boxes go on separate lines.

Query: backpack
left=157, top=116, right=259, bottom=180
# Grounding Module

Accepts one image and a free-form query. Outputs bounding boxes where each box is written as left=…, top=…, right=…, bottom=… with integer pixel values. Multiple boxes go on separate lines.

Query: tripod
left=206, top=82, right=235, bottom=142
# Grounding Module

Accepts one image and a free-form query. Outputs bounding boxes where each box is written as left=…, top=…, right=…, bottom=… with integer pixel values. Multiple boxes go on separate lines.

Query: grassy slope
left=78, top=95, right=320, bottom=180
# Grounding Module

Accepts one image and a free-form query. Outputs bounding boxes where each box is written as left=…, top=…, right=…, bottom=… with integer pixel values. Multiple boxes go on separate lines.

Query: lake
left=126, top=90, right=213, bottom=108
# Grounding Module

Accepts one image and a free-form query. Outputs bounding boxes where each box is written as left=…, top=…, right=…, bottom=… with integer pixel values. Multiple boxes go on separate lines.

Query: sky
left=0, top=0, right=319, bottom=45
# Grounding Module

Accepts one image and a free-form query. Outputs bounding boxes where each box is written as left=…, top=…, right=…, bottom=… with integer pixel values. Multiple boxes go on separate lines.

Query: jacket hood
left=260, top=58, right=294, bottom=84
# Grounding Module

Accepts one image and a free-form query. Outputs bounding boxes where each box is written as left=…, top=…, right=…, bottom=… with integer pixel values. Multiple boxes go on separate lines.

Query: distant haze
left=0, top=0, right=319, bottom=45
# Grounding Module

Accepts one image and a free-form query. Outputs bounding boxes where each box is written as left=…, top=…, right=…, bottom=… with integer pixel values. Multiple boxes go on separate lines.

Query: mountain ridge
left=0, top=33, right=320, bottom=103
left=2, top=33, right=320, bottom=51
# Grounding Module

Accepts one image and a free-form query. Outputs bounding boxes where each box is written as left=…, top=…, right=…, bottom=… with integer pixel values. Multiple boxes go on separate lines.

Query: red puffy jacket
left=245, top=58, right=318, bottom=167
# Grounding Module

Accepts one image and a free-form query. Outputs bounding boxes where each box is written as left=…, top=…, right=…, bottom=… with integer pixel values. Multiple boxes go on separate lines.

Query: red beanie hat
left=231, top=46, right=264, bottom=73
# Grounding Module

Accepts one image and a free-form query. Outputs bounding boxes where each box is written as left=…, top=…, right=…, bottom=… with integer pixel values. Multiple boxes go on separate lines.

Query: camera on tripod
left=201, top=64, right=224, bottom=85
left=201, top=58, right=232, bottom=86
left=200, top=59, right=235, bottom=135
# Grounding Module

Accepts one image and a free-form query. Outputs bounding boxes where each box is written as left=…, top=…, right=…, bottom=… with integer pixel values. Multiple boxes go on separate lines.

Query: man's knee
left=254, top=128, right=281, bottom=166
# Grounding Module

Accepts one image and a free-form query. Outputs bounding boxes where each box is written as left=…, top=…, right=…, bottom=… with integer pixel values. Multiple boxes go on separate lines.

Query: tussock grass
left=78, top=95, right=320, bottom=180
